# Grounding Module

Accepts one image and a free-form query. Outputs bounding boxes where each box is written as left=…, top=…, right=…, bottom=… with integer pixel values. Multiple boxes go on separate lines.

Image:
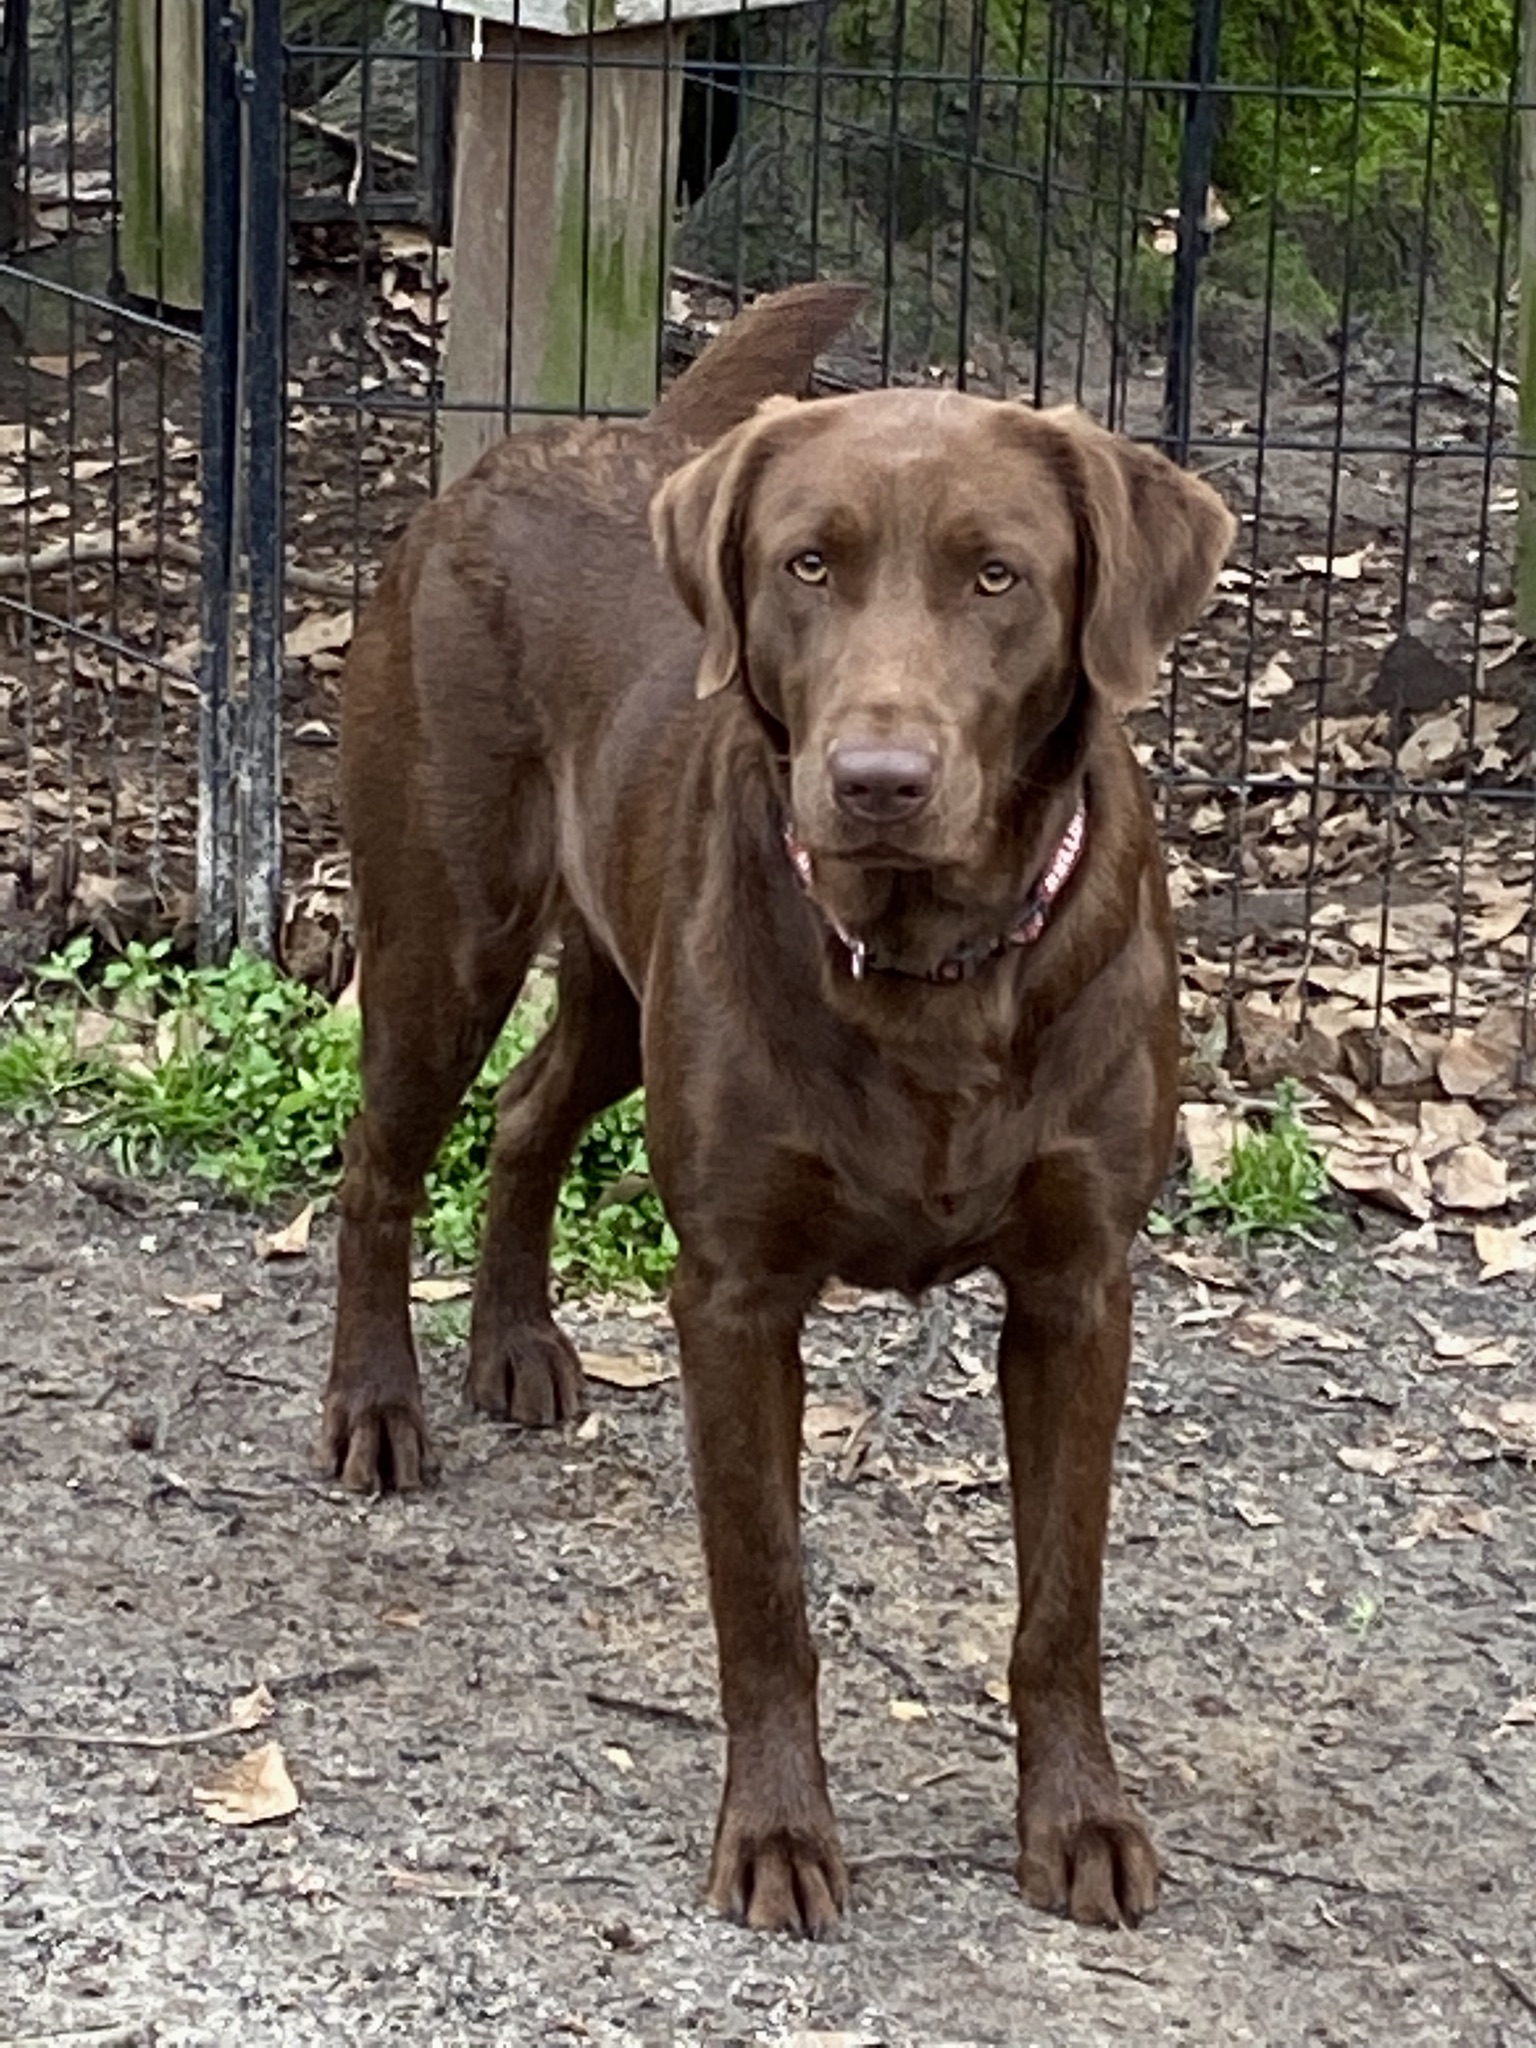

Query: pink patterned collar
left=784, top=795, right=1087, bottom=984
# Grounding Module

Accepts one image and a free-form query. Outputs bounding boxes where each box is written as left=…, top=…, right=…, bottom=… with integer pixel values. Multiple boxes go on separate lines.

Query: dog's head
left=652, top=387, right=1233, bottom=891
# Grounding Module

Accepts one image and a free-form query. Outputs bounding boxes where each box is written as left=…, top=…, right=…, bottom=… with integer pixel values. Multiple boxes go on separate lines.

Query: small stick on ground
left=585, top=1688, right=716, bottom=1734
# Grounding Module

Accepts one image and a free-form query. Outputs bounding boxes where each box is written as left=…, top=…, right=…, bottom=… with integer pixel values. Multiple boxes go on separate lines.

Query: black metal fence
left=2, top=0, right=1532, bottom=1088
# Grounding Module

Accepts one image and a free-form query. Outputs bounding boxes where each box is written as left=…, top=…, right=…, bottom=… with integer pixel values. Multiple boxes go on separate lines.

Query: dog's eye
left=975, top=561, right=1018, bottom=596
left=788, top=551, right=829, bottom=586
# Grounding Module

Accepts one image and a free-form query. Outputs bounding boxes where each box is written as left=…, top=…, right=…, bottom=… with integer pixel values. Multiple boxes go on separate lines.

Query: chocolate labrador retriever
left=324, top=281, right=1235, bottom=1936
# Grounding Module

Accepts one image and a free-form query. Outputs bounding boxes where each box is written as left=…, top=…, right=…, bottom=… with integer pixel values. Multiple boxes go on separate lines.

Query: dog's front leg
left=996, top=1156, right=1160, bottom=1929
left=671, top=1258, right=847, bottom=1937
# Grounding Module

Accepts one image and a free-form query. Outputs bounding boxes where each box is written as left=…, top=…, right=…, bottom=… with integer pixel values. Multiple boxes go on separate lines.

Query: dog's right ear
left=650, top=396, right=800, bottom=699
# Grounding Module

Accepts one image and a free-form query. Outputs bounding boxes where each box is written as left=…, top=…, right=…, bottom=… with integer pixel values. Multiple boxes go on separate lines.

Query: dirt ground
left=2, top=1127, right=1534, bottom=2047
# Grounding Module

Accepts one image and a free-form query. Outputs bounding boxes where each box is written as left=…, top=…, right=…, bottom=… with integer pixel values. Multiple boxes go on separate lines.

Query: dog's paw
left=708, top=1802, right=848, bottom=1938
left=318, top=1389, right=431, bottom=1494
left=1016, top=1781, right=1159, bottom=1927
left=465, top=1317, right=584, bottom=1426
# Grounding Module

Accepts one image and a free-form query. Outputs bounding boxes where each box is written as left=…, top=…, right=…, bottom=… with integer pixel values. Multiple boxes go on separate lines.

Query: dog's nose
left=828, top=740, right=939, bottom=824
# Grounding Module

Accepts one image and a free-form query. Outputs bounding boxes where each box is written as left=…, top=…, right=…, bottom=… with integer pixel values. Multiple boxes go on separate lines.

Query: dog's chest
left=814, top=1084, right=1033, bottom=1285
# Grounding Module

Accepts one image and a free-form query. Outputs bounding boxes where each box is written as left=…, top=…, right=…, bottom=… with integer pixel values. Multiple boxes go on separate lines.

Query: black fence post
left=0, top=0, right=26, bottom=255
left=240, top=0, right=287, bottom=955
left=1162, top=0, right=1224, bottom=462
left=198, top=0, right=244, bottom=961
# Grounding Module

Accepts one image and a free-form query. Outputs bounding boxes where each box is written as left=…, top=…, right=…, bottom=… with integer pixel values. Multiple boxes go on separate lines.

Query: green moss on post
left=118, top=0, right=204, bottom=310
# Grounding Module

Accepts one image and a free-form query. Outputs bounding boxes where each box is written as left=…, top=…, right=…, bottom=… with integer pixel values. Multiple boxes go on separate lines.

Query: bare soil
left=2, top=1130, right=1534, bottom=2046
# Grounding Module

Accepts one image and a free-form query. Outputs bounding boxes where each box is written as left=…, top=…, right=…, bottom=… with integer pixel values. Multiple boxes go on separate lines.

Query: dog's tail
left=650, top=281, right=864, bottom=443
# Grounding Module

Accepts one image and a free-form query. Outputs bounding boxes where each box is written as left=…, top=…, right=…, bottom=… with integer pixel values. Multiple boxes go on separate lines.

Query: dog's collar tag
left=783, top=795, right=1088, bottom=985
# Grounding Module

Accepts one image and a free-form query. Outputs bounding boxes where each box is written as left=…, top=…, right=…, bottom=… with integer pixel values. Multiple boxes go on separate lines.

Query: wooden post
left=119, top=0, right=205, bottom=309
left=1519, top=0, right=1536, bottom=636
left=439, top=22, right=682, bottom=483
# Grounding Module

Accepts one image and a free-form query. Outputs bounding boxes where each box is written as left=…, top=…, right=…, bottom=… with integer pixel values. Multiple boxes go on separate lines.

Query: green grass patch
left=1161, top=1080, right=1334, bottom=1243
left=0, top=938, right=675, bottom=1292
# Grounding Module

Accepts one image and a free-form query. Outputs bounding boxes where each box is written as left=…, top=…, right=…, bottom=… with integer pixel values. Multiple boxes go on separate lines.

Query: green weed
left=1177, top=1081, right=1334, bottom=1243
left=0, top=939, right=675, bottom=1292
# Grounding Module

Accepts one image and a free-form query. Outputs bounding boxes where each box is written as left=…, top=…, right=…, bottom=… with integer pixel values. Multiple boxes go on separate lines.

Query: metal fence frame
left=2, top=0, right=1532, bottom=1090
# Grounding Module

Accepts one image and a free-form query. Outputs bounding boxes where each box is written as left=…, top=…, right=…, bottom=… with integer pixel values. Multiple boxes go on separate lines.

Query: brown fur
left=324, top=283, right=1236, bottom=1937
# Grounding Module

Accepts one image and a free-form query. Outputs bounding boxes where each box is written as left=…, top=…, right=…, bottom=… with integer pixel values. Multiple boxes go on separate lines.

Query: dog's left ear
left=1043, top=407, right=1236, bottom=707
left=650, top=395, right=801, bottom=699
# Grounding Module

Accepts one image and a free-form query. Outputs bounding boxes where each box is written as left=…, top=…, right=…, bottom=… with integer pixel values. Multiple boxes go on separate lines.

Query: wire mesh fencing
left=1, top=0, right=1531, bottom=1099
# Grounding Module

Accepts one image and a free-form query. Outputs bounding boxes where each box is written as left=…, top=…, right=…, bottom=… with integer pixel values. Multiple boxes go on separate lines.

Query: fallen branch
left=1488, top=1957, right=1536, bottom=2019
left=0, top=2027, right=154, bottom=2048
left=1163, top=1833, right=1381, bottom=1897
left=0, top=1704, right=263, bottom=1753
left=0, top=531, right=358, bottom=600
left=585, top=1687, right=716, bottom=1734
left=289, top=107, right=419, bottom=173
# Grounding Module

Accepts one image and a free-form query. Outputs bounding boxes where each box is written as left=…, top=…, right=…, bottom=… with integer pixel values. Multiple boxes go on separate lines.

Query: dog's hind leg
left=323, top=800, right=554, bottom=1493
left=466, top=921, right=642, bottom=1424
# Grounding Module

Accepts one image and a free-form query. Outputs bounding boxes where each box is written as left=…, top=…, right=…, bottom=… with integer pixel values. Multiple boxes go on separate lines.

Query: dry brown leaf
left=192, top=1740, right=299, bottom=1826
left=255, top=1202, right=314, bottom=1260
left=803, top=1399, right=870, bottom=1450
left=1157, top=1246, right=1246, bottom=1289
left=381, top=1604, right=424, bottom=1630
left=1474, top=1220, right=1536, bottom=1282
left=1394, top=1500, right=1496, bottom=1548
left=782, top=2035, right=884, bottom=2048
left=888, top=1698, right=930, bottom=1723
left=1397, top=713, right=1464, bottom=777
left=1180, top=1101, right=1240, bottom=1182
left=1432, top=1144, right=1509, bottom=1214
left=1438, top=1032, right=1511, bottom=1101
left=1337, top=1445, right=1405, bottom=1477
left=1325, top=1143, right=1434, bottom=1221
left=1415, top=1100, right=1486, bottom=1161
left=284, top=609, right=355, bottom=659
left=30, top=350, right=100, bottom=378
left=1230, top=1310, right=1361, bottom=1358
left=1458, top=1399, right=1536, bottom=1455
left=1429, top=1328, right=1516, bottom=1367
left=1234, top=1497, right=1282, bottom=1528
left=1251, top=656, right=1296, bottom=704
left=1297, top=547, right=1368, bottom=580
left=229, top=1683, right=277, bottom=1731
left=163, top=1289, right=224, bottom=1315
left=580, top=1351, right=678, bottom=1390
left=409, top=1277, right=472, bottom=1303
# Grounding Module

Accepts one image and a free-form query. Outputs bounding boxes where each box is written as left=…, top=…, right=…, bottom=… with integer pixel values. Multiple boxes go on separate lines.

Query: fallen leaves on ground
left=802, top=1399, right=871, bottom=1452
left=254, top=1204, right=314, bottom=1260
left=409, top=1277, right=472, bottom=1303
left=1458, top=1398, right=1536, bottom=1458
left=1474, top=1219, right=1536, bottom=1282
left=163, top=1289, right=224, bottom=1314
left=192, top=1740, right=299, bottom=1826
left=1230, top=1310, right=1362, bottom=1359
left=1432, top=1143, right=1510, bottom=1213
left=580, top=1351, right=678, bottom=1390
